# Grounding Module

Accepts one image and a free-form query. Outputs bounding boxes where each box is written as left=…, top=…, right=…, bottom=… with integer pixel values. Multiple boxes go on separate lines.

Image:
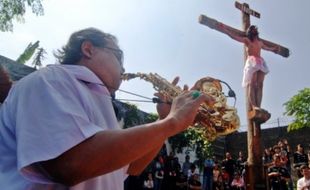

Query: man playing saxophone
left=0, top=27, right=214, bottom=190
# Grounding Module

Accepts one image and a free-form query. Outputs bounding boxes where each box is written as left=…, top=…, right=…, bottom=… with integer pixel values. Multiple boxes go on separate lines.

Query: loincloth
left=242, top=56, right=269, bottom=87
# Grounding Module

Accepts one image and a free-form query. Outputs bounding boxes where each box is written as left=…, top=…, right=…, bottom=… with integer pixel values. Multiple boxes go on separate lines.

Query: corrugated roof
left=0, top=55, right=36, bottom=81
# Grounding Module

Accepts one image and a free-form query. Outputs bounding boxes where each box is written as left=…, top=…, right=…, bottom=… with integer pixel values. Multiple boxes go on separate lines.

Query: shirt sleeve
left=296, top=179, right=302, bottom=190
left=11, top=74, right=103, bottom=183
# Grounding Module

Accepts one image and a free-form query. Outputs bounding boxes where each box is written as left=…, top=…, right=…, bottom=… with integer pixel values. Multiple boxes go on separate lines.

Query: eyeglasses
left=104, top=47, right=124, bottom=65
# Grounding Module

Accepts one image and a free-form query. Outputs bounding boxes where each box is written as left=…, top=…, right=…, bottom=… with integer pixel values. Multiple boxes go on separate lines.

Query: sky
left=1, top=0, right=309, bottom=131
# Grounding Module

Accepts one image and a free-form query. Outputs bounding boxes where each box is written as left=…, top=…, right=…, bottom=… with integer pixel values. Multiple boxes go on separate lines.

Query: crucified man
left=220, top=25, right=280, bottom=111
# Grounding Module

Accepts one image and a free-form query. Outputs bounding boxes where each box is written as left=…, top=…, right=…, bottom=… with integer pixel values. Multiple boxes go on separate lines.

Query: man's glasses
left=104, top=47, right=124, bottom=65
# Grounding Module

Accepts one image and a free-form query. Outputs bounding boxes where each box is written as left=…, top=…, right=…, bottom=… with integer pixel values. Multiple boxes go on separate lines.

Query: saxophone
left=122, top=72, right=240, bottom=141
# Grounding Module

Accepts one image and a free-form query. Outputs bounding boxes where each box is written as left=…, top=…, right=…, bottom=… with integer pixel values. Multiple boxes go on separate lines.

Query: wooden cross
left=198, top=2, right=289, bottom=190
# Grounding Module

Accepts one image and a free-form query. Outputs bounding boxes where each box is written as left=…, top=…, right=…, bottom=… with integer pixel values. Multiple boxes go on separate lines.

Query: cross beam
left=198, top=15, right=290, bottom=58
left=235, top=1, right=260, bottom=18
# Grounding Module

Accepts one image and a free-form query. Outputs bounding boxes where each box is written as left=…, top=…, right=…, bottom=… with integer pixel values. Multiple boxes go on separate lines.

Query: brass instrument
left=122, top=72, right=240, bottom=141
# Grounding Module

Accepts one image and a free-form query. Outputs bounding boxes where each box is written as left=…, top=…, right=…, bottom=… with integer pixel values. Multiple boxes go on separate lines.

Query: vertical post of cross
left=235, top=2, right=265, bottom=189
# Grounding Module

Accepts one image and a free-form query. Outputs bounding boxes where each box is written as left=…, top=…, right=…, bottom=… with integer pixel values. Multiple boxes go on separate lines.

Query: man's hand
left=155, top=92, right=171, bottom=119
left=155, top=76, right=189, bottom=119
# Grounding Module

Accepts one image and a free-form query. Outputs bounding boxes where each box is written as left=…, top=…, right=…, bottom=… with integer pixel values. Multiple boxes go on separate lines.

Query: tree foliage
left=284, top=88, right=310, bottom=131
left=120, top=103, right=156, bottom=128
left=0, top=0, right=44, bottom=32
left=169, top=126, right=213, bottom=169
left=16, top=41, right=40, bottom=64
left=32, top=47, right=46, bottom=69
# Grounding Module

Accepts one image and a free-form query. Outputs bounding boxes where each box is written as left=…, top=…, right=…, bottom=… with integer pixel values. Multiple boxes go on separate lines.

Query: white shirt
left=144, top=180, right=154, bottom=188
left=297, top=177, right=310, bottom=190
left=0, top=65, right=127, bottom=190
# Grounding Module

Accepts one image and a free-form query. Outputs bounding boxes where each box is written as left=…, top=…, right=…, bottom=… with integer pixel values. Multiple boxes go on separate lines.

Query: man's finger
left=183, top=84, right=189, bottom=91
left=171, top=76, right=179, bottom=86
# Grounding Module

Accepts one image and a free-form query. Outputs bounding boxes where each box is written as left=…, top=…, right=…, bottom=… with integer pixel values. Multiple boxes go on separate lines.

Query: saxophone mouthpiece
left=121, top=73, right=138, bottom=81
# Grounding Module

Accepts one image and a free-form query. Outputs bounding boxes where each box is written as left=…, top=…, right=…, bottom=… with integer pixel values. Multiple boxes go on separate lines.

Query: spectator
left=278, top=139, right=291, bottom=169
left=212, top=164, right=222, bottom=190
left=203, top=157, right=214, bottom=190
left=279, top=139, right=293, bottom=190
left=273, top=145, right=288, bottom=167
left=154, top=155, right=164, bottom=172
left=263, top=148, right=273, bottom=167
left=222, top=152, right=236, bottom=187
left=294, top=144, right=308, bottom=167
left=294, top=144, right=309, bottom=178
left=278, top=139, right=291, bottom=154
left=297, top=165, right=310, bottom=190
left=175, top=171, right=188, bottom=190
left=162, top=151, right=178, bottom=190
left=236, top=151, right=247, bottom=176
left=231, top=172, right=245, bottom=190
left=221, top=168, right=230, bottom=190
left=182, top=155, right=192, bottom=177
left=268, top=154, right=290, bottom=190
left=143, top=172, right=154, bottom=190
left=154, top=169, right=164, bottom=190
left=188, top=163, right=199, bottom=180
left=188, top=174, right=202, bottom=190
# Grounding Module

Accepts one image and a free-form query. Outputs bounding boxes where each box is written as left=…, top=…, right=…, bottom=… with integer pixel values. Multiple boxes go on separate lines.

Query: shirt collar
left=50, top=64, right=104, bottom=85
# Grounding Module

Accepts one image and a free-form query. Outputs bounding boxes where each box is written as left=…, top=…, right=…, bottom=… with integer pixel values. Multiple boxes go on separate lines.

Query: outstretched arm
left=219, top=23, right=246, bottom=44
left=39, top=88, right=213, bottom=186
left=261, top=41, right=280, bottom=54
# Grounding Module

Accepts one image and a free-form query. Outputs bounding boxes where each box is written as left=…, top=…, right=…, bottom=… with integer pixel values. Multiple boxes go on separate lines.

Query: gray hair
left=54, top=27, right=118, bottom=65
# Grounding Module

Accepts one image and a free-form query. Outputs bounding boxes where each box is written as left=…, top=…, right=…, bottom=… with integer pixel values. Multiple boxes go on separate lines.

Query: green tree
left=284, top=88, right=310, bottom=131
left=16, top=41, right=40, bottom=64
left=0, top=0, right=44, bottom=32
left=169, top=126, right=213, bottom=170
left=121, top=103, right=158, bottom=128
left=32, top=47, right=46, bottom=69
left=16, top=41, right=47, bottom=68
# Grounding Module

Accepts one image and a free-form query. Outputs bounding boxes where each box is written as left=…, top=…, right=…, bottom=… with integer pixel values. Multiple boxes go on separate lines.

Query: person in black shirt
left=294, top=144, right=309, bottom=178
left=236, top=151, right=247, bottom=176
left=222, top=152, right=236, bottom=188
left=175, top=172, right=188, bottom=190
left=268, top=154, right=290, bottom=190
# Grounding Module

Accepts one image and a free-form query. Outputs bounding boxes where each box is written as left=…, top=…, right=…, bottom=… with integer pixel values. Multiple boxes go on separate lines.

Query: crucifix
left=198, top=2, right=289, bottom=189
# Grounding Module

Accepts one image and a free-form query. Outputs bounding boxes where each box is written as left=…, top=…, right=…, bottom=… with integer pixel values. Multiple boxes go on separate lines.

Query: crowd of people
left=125, top=150, right=247, bottom=190
left=125, top=138, right=310, bottom=190
left=264, top=139, right=310, bottom=190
